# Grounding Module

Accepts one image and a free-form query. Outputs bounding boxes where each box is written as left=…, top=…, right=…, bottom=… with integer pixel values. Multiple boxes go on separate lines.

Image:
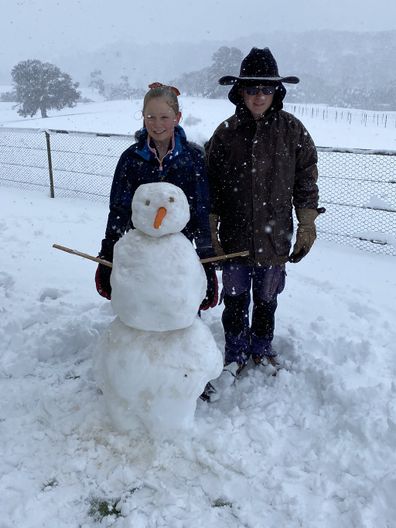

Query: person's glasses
left=243, top=86, right=276, bottom=96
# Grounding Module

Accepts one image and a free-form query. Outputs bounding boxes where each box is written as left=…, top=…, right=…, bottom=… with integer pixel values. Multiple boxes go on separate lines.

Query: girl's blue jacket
left=102, top=125, right=213, bottom=259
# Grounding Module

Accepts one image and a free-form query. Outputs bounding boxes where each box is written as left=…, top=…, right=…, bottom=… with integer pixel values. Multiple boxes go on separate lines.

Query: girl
left=95, top=83, right=217, bottom=310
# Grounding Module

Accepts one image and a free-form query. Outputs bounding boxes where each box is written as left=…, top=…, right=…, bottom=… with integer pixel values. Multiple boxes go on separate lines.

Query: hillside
left=55, top=30, right=396, bottom=109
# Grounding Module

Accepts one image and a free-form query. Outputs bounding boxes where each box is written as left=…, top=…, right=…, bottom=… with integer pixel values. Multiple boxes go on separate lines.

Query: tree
left=89, top=69, right=105, bottom=96
left=107, top=75, right=133, bottom=100
left=11, top=59, right=80, bottom=118
left=204, top=46, right=243, bottom=98
left=172, top=46, right=243, bottom=99
left=106, top=76, right=145, bottom=101
left=0, top=90, right=16, bottom=102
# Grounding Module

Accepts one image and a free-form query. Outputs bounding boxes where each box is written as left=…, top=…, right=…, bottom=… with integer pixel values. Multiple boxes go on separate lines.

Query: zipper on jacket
left=147, top=135, right=175, bottom=175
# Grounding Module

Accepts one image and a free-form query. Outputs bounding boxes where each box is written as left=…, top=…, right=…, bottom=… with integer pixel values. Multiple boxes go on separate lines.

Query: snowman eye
left=169, top=196, right=175, bottom=203
left=145, top=199, right=150, bottom=206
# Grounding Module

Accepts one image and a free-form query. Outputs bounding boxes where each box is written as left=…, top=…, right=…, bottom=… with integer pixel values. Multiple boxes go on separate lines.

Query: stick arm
left=52, top=244, right=113, bottom=268
left=52, top=244, right=249, bottom=267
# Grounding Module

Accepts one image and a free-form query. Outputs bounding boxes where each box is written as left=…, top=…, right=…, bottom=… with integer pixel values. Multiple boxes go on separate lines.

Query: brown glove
left=209, top=214, right=225, bottom=256
left=289, top=208, right=319, bottom=263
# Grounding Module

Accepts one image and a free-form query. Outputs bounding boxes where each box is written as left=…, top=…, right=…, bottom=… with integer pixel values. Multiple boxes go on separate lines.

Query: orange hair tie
left=148, top=82, right=180, bottom=97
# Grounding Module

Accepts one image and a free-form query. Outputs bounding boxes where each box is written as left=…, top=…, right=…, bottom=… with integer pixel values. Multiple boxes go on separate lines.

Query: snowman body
left=111, top=229, right=206, bottom=331
left=96, top=316, right=222, bottom=435
left=96, top=182, right=223, bottom=436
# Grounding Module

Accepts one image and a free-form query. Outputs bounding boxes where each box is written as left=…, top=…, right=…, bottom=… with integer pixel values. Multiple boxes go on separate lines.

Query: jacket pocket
left=267, top=207, right=293, bottom=257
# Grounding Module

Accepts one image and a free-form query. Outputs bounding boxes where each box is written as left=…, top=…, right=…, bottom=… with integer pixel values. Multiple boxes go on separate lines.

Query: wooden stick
left=199, top=251, right=250, bottom=264
left=52, top=244, right=249, bottom=267
left=52, top=244, right=113, bottom=267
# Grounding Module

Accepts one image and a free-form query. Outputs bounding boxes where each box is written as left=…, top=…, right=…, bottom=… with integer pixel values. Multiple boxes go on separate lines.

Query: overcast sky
left=1, top=0, right=395, bottom=70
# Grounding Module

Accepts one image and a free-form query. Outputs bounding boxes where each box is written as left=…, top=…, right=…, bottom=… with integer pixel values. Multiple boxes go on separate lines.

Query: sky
left=1, top=0, right=395, bottom=71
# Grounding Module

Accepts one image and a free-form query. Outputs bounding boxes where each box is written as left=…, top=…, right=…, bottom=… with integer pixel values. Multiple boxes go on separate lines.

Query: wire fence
left=284, top=103, right=396, bottom=129
left=1, top=126, right=395, bottom=256
left=0, top=127, right=131, bottom=201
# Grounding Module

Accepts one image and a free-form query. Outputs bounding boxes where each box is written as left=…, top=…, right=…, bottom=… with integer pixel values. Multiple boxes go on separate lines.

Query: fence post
left=45, top=131, right=55, bottom=198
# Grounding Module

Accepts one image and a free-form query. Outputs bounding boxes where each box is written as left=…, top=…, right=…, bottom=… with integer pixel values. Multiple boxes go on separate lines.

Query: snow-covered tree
left=172, top=46, right=243, bottom=98
left=89, top=69, right=105, bottom=96
left=170, top=69, right=208, bottom=97
left=11, top=59, right=80, bottom=118
left=204, top=46, right=243, bottom=98
left=107, top=75, right=133, bottom=100
left=0, top=90, right=16, bottom=102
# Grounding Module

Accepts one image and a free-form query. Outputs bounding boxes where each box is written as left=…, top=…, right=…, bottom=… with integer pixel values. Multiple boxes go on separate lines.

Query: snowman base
left=95, top=316, right=223, bottom=438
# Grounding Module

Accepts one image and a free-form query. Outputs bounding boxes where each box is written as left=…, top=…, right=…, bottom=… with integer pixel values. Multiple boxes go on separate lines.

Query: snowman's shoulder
left=171, top=231, right=199, bottom=248
left=114, top=228, right=141, bottom=249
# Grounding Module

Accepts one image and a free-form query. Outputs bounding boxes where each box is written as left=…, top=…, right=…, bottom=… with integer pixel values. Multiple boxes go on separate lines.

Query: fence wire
left=317, top=148, right=396, bottom=255
left=1, top=127, right=395, bottom=256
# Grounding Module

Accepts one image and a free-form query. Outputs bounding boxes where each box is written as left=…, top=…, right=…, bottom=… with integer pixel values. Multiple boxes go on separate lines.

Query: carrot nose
left=153, top=207, right=167, bottom=229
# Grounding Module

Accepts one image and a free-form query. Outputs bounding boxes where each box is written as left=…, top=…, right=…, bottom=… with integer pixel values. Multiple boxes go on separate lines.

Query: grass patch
left=88, top=497, right=122, bottom=521
left=41, top=478, right=58, bottom=491
left=212, top=498, right=233, bottom=508
left=88, top=487, right=140, bottom=521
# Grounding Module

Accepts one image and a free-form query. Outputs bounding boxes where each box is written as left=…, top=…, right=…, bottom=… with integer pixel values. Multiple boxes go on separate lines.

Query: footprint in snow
left=39, top=287, right=65, bottom=302
left=0, top=272, right=15, bottom=296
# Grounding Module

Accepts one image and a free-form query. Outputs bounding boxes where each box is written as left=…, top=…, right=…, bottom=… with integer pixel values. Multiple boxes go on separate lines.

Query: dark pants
left=221, top=262, right=286, bottom=365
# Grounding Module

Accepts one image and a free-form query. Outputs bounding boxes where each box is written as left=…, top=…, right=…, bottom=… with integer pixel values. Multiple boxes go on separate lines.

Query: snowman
left=96, top=182, right=223, bottom=437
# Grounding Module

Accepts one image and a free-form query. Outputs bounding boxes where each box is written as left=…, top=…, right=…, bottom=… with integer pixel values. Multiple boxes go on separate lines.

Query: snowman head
left=132, top=182, right=190, bottom=237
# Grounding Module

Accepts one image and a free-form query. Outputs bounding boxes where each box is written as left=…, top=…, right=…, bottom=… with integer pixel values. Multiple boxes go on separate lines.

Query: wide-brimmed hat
left=219, top=47, right=299, bottom=86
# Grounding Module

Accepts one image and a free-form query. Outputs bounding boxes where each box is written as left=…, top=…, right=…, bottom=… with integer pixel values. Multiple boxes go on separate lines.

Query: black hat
left=219, top=47, right=299, bottom=86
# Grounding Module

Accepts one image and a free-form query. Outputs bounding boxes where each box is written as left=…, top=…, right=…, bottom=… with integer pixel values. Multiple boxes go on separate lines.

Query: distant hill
left=57, top=30, right=396, bottom=85
left=170, top=31, right=396, bottom=110
left=3, top=30, right=396, bottom=109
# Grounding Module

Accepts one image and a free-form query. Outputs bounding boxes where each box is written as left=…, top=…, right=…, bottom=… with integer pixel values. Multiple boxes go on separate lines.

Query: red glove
left=95, top=238, right=115, bottom=300
left=95, top=264, right=112, bottom=300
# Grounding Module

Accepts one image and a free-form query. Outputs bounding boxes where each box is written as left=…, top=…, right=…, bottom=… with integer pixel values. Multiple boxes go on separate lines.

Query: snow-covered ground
left=1, top=95, right=396, bottom=527
left=1, top=94, right=396, bottom=150
left=1, top=191, right=396, bottom=527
